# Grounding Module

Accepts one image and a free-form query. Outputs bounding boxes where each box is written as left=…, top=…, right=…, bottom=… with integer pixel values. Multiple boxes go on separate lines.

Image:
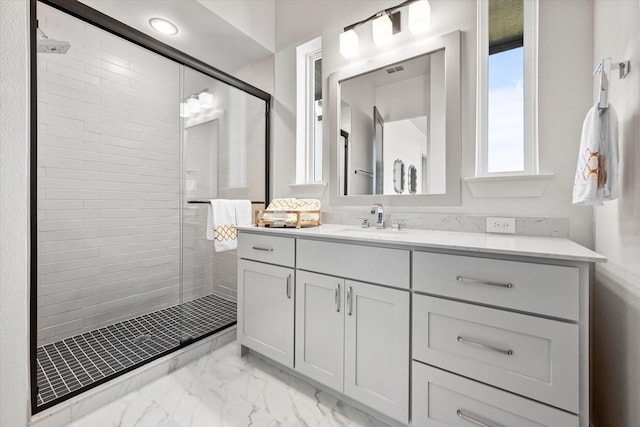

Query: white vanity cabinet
left=237, top=234, right=295, bottom=368
left=295, top=270, right=410, bottom=423
left=237, top=225, right=603, bottom=427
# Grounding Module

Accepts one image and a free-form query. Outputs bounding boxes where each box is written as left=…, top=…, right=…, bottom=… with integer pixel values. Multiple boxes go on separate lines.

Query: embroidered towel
left=207, top=199, right=238, bottom=252
left=573, top=102, right=619, bottom=205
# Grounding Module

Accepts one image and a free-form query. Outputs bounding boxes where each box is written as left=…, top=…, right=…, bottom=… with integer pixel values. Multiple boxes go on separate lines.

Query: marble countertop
left=236, top=223, right=606, bottom=263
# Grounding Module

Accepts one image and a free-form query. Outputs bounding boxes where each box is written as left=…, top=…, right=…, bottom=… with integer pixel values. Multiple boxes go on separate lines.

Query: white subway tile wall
left=36, top=5, right=270, bottom=347
left=37, top=4, right=184, bottom=346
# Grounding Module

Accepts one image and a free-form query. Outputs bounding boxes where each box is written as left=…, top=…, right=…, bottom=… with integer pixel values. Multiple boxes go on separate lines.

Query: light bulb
left=372, top=14, right=393, bottom=46
left=186, top=96, right=200, bottom=115
left=198, top=91, right=213, bottom=109
left=409, top=1, right=431, bottom=34
left=339, top=29, right=359, bottom=58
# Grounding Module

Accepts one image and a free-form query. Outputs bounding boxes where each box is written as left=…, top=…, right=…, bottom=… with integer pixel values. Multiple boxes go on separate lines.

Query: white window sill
left=288, top=182, right=327, bottom=198
left=464, top=173, right=554, bottom=198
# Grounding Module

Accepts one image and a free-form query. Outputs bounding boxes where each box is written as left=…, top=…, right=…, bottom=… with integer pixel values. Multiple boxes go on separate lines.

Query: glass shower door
left=33, top=0, right=270, bottom=413
left=35, top=2, right=183, bottom=410
left=178, top=67, right=267, bottom=343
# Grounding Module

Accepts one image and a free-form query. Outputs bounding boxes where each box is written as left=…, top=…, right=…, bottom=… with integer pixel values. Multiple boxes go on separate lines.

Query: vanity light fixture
left=181, top=90, right=216, bottom=118
left=372, top=13, right=393, bottom=46
left=198, top=91, right=214, bottom=109
left=148, top=17, right=178, bottom=35
left=339, top=29, right=359, bottom=58
left=339, top=0, right=430, bottom=58
left=408, top=0, right=431, bottom=34
left=186, top=95, right=201, bottom=115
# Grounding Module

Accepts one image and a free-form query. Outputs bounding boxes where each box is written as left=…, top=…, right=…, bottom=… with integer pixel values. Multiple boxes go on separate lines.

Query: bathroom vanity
left=236, top=224, right=604, bottom=426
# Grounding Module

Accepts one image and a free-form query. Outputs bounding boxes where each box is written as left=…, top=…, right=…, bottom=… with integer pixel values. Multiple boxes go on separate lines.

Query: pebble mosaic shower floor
left=36, top=294, right=236, bottom=408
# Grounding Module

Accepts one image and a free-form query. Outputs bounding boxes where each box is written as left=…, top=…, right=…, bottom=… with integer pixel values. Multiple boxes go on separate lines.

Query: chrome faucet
left=371, top=203, right=384, bottom=229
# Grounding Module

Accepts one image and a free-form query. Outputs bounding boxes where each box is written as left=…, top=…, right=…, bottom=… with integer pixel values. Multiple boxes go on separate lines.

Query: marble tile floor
left=68, top=342, right=392, bottom=427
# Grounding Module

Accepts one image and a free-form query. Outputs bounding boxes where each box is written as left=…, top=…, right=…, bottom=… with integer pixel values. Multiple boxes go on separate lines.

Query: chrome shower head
left=36, top=27, right=70, bottom=54
left=37, top=39, right=71, bottom=54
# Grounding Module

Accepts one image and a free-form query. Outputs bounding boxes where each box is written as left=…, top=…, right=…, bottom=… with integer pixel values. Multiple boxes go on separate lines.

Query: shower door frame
left=29, top=0, right=272, bottom=414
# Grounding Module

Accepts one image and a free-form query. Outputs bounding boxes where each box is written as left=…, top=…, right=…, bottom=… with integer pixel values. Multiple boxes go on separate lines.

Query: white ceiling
left=349, top=51, right=433, bottom=88
left=79, top=0, right=400, bottom=72
left=79, top=0, right=273, bottom=74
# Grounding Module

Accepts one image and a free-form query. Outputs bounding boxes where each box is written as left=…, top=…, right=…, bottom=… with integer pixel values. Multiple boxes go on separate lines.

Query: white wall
left=0, top=0, right=31, bottom=425
left=591, top=1, right=640, bottom=425
left=274, top=0, right=397, bottom=52
left=197, top=0, right=275, bottom=53
left=593, top=1, right=640, bottom=273
left=375, top=75, right=428, bottom=122
left=273, top=0, right=595, bottom=246
left=383, top=119, right=426, bottom=194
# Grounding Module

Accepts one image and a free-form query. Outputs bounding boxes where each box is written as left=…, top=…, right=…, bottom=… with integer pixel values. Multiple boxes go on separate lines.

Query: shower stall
left=31, top=0, right=269, bottom=413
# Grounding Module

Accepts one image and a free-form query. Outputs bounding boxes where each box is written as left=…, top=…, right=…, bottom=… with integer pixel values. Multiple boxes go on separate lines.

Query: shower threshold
left=35, top=293, right=236, bottom=410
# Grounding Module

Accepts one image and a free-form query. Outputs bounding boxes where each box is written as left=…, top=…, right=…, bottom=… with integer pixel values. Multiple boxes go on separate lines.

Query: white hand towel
left=573, top=102, right=619, bottom=205
left=207, top=199, right=238, bottom=252
left=234, top=200, right=252, bottom=227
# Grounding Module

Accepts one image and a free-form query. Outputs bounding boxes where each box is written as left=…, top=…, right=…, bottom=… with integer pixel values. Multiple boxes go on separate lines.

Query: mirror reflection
left=339, top=49, right=446, bottom=196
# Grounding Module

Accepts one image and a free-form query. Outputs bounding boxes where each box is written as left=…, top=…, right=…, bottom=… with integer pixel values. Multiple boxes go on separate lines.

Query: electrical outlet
left=486, top=217, right=516, bottom=234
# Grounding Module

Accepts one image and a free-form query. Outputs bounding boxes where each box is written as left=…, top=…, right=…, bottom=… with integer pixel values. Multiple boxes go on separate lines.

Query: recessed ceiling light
left=149, top=18, right=178, bottom=35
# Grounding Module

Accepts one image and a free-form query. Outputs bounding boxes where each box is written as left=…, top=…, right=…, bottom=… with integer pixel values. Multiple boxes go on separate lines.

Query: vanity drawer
left=413, top=295, right=579, bottom=412
left=412, top=362, right=578, bottom=427
left=412, top=251, right=579, bottom=320
left=297, top=239, right=409, bottom=289
left=238, top=232, right=295, bottom=268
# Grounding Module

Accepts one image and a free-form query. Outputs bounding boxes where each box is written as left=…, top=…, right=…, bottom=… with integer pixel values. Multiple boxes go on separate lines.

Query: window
left=477, top=0, right=538, bottom=176
left=296, top=37, right=323, bottom=183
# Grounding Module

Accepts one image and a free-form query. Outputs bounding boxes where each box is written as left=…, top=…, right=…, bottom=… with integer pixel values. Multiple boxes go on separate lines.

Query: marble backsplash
left=322, top=211, right=569, bottom=238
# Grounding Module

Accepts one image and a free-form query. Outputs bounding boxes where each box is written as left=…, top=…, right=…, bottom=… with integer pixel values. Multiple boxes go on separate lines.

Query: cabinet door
left=237, top=259, right=294, bottom=367
left=344, top=280, right=410, bottom=423
left=295, top=271, right=344, bottom=391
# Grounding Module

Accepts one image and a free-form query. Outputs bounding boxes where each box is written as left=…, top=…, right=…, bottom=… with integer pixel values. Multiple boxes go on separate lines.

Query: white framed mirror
left=329, top=30, right=461, bottom=206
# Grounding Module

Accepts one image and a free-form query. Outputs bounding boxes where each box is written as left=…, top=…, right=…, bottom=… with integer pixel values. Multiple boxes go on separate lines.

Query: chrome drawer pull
left=335, top=283, right=341, bottom=312
left=456, top=409, right=496, bottom=427
left=252, top=246, right=273, bottom=252
left=286, top=274, right=292, bottom=299
left=457, top=336, right=513, bottom=355
left=346, top=286, right=353, bottom=316
left=456, top=275, right=513, bottom=289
